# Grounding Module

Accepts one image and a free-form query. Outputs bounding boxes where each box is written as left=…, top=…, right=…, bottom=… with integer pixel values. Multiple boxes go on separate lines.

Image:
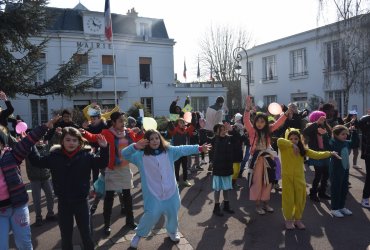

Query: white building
left=9, top=4, right=226, bottom=127
left=240, top=16, right=370, bottom=117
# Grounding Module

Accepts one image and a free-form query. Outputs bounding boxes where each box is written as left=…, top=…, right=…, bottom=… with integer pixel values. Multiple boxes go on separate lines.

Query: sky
left=47, top=0, right=338, bottom=82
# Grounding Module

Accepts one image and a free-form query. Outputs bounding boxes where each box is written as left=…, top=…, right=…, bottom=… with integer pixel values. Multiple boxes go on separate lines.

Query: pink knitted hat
left=309, top=111, right=326, bottom=122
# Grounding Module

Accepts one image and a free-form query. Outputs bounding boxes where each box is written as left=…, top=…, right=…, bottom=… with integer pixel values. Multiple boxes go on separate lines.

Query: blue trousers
left=0, top=204, right=33, bottom=250
left=136, top=192, right=180, bottom=237
left=330, top=166, right=349, bottom=210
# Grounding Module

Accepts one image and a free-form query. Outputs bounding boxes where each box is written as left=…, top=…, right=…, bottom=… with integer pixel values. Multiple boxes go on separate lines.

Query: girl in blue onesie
left=122, top=129, right=211, bottom=249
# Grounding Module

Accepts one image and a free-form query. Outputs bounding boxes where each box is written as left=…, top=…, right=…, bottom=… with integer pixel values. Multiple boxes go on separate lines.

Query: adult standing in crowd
left=358, top=113, right=370, bottom=208
left=0, top=91, right=14, bottom=128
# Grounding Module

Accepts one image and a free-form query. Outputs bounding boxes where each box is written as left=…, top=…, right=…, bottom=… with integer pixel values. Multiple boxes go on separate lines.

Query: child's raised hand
left=96, top=134, right=108, bottom=147
left=45, top=115, right=62, bottom=129
left=20, top=131, right=27, bottom=139
left=331, top=151, right=342, bottom=159
left=293, top=144, right=300, bottom=155
left=201, top=143, right=212, bottom=153
left=135, top=139, right=149, bottom=150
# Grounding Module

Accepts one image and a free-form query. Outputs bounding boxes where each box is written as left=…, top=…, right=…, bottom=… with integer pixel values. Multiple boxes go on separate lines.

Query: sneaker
left=294, top=220, right=306, bottom=230
left=340, top=208, right=352, bottom=216
left=182, top=180, right=192, bottom=187
left=256, top=207, right=266, bottom=215
left=362, top=198, right=370, bottom=208
left=353, top=165, right=362, bottom=169
left=130, top=234, right=141, bottom=249
left=331, top=210, right=344, bottom=218
left=285, top=220, right=295, bottom=230
left=263, top=204, right=274, bottom=213
left=167, top=232, right=180, bottom=243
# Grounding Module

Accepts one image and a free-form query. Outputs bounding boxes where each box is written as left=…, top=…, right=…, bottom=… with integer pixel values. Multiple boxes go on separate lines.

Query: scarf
left=109, top=128, right=127, bottom=166
left=62, top=146, right=81, bottom=159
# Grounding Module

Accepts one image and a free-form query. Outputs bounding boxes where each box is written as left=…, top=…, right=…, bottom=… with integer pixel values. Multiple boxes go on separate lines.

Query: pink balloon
left=268, top=102, right=282, bottom=115
left=16, top=122, right=28, bottom=134
left=183, top=112, right=192, bottom=123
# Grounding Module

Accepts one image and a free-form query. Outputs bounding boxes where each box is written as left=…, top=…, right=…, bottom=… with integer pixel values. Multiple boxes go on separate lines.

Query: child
left=343, top=111, right=361, bottom=169
left=83, top=111, right=142, bottom=235
left=324, top=125, right=353, bottom=217
left=25, top=139, right=56, bottom=226
left=0, top=117, right=58, bottom=250
left=171, top=118, right=194, bottom=187
left=229, top=123, right=247, bottom=189
left=29, top=127, right=109, bottom=249
left=243, top=96, right=291, bottom=215
left=278, top=129, right=340, bottom=229
left=211, top=123, right=236, bottom=216
left=121, top=129, right=210, bottom=249
left=302, top=111, right=332, bottom=202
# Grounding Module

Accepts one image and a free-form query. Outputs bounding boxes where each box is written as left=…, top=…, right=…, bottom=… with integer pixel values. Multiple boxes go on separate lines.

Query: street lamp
left=233, top=46, right=250, bottom=96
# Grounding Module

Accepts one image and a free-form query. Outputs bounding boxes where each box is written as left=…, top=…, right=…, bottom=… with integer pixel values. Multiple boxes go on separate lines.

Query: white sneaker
left=331, top=210, right=344, bottom=218
left=361, top=198, right=370, bottom=208
left=130, top=234, right=141, bottom=249
left=167, top=232, right=180, bottom=242
left=340, top=208, right=353, bottom=215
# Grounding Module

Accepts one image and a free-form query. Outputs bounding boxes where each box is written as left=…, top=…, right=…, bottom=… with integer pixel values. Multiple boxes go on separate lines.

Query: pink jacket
left=243, top=111, right=287, bottom=155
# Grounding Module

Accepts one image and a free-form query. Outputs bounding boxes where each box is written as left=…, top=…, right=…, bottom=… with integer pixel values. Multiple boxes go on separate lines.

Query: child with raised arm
left=0, top=116, right=58, bottom=250
left=278, top=129, right=340, bottom=229
left=121, top=129, right=211, bottom=249
left=243, top=96, right=291, bottom=215
left=29, top=127, right=109, bottom=250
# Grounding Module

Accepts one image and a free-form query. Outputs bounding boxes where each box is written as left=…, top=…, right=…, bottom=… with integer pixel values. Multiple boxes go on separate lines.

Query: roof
left=46, top=6, right=169, bottom=39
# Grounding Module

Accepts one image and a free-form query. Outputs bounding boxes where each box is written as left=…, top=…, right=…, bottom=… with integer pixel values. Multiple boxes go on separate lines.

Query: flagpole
left=111, top=36, right=117, bottom=105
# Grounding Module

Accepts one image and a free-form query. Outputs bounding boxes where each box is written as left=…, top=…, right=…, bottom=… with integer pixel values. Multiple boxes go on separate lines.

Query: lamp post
left=233, top=46, right=250, bottom=96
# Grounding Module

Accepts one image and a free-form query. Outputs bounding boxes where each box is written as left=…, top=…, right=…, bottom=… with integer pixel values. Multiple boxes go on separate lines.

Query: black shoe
left=309, top=194, right=320, bottom=202
left=318, top=193, right=331, bottom=200
left=35, top=217, right=44, bottom=227
left=223, top=201, right=235, bottom=214
left=104, top=226, right=111, bottom=236
left=213, top=203, right=224, bottom=216
left=126, top=222, right=137, bottom=229
left=45, top=214, right=57, bottom=221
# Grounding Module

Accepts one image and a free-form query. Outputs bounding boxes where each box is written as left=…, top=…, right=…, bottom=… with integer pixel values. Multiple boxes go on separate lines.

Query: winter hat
left=0, top=126, right=9, bottom=146
left=349, top=110, right=358, bottom=115
left=309, top=111, right=326, bottom=123
left=88, top=107, right=102, bottom=117
left=127, top=116, right=137, bottom=126
left=234, top=113, right=242, bottom=122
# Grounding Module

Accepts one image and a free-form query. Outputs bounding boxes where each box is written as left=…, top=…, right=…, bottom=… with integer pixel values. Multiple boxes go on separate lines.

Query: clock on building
left=85, top=16, right=103, bottom=34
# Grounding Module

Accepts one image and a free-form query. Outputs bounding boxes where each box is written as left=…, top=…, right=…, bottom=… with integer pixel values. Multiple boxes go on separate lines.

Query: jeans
left=240, top=146, right=251, bottom=175
left=310, top=165, right=329, bottom=195
left=58, top=199, right=94, bottom=250
left=30, top=179, right=54, bottom=218
left=174, top=156, right=188, bottom=181
left=0, top=204, right=33, bottom=250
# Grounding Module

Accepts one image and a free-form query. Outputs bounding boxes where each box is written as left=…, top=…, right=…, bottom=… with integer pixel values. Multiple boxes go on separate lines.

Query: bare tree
left=317, top=0, right=370, bottom=114
left=198, top=25, right=253, bottom=115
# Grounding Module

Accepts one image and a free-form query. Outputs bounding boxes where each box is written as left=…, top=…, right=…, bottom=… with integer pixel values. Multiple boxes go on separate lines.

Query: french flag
left=104, top=0, right=112, bottom=41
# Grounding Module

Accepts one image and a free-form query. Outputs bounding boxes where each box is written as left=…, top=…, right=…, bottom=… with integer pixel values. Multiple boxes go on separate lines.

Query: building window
left=190, top=97, right=209, bottom=114
left=141, top=97, right=153, bottom=115
left=325, top=90, right=344, bottom=115
left=263, top=95, right=277, bottom=106
left=75, top=54, right=89, bottom=76
left=262, top=55, right=277, bottom=82
left=139, top=23, right=150, bottom=36
left=290, top=48, right=308, bottom=77
left=35, top=53, right=46, bottom=84
left=139, top=57, right=152, bottom=82
left=291, top=93, right=308, bottom=110
left=248, top=61, right=254, bottom=84
left=102, top=55, right=114, bottom=76
left=31, top=99, right=48, bottom=128
left=326, top=40, right=343, bottom=72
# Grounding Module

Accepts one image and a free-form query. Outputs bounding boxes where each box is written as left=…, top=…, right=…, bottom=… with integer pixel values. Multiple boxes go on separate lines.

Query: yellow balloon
left=143, top=117, right=157, bottom=130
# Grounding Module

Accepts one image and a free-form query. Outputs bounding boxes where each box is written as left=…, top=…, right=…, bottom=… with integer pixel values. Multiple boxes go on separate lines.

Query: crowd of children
left=0, top=91, right=370, bottom=249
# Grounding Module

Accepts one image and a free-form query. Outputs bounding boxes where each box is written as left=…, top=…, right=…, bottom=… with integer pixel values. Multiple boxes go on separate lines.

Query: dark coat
left=212, top=135, right=233, bottom=176
left=29, top=145, right=109, bottom=201
left=25, top=144, right=51, bottom=181
left=229, top=128, right=247, bottom=163
left=0, top=101, right=14, bottom=127
left=359, top=115, right=370, bottom=159
left=302, top=122, right=331, bottom=151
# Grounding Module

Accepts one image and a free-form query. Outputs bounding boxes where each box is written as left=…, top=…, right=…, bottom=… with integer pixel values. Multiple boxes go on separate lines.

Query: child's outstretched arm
left=13, top=116, right=60, bottom=164
left=121, top=139, right=148, bottom=166
left=92, top=134, right=109, bottom=169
